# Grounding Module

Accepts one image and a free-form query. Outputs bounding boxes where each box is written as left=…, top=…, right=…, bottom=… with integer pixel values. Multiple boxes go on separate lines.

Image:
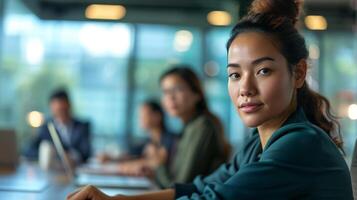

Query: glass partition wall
left=0, top=0, right=356, bottom=163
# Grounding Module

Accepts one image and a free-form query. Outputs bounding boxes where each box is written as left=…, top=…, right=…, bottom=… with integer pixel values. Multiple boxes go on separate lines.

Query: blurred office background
left=0, top=0, right=356, bottom=162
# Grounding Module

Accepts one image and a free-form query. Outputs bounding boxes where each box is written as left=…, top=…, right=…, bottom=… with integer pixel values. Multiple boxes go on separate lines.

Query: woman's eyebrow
left=251, top=57, right=275, bottom=66
left=227, top=63, right=240, bottom=68
left=227, top=57, right=275, bottom=68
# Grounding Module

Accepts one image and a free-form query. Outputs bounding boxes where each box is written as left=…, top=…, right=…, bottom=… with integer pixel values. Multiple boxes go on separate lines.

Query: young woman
left=153, top=67, right=230, bottom=188
left=100, top=67, right=229, bottom=186
left=67, top=0, right=353, bottom=199
left=139, top=100, right=175, bottom=166
left=104, top=100, right=176, bottom=176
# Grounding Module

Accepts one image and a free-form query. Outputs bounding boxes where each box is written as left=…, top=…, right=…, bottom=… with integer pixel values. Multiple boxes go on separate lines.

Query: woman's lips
left=239, top=103, right=263, bottom=113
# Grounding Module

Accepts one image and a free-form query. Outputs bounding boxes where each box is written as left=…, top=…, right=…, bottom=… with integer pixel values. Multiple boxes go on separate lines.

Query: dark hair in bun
left=249, top=0, right=302, bottom=26
left=226, top=0, right=343, bottom=149
left=227, top=0, right=306, bottom=65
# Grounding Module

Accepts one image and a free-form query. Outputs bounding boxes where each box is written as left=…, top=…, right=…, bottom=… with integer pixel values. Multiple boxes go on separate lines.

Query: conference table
left=0, top=161, right=158, bottom=200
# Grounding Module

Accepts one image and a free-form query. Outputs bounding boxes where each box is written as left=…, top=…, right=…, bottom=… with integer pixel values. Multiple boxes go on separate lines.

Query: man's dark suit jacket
left=25, top=118, right=91, bottom=163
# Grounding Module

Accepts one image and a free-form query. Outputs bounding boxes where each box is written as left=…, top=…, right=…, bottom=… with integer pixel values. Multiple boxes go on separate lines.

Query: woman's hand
left=67, top=185, right=122, bottom=200
left=68, top=186, right=175, bottom=200
left=117, top=160, right=146, bottom=176
left=96, top=153, right=113, bottom=164
left=146, top=146, right=168, bottom=168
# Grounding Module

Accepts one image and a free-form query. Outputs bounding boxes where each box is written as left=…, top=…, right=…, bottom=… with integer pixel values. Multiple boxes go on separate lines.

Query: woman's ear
left=294, top=59, right=307, bottom=89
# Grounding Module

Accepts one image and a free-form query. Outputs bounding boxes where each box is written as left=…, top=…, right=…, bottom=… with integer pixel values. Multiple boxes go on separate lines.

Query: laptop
left=75, top=173, right=153, bottom=189
left=0, top=129, right=48, bottom=192
left=0, top=130, right=18, bottom=168
left=76, top=162, right=122, bottom=175
left=47, top=122, right=153, bottom=189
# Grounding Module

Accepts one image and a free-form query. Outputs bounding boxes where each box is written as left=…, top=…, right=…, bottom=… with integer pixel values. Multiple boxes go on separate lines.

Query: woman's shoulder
left=182, top=113, right=221, bottom=140
left=268, top=122, right=327, bottom=148
left=262, top=122, right=342, bottom=166
left=188, top=113, right=217, bottom=129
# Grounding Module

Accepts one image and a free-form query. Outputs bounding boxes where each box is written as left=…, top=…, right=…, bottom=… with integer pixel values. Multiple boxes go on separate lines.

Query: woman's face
left=161, top=75, right=200, bottom=120
left=227, top=32, right=299, bottom=128
left=139, top=105, right=158, bottom=130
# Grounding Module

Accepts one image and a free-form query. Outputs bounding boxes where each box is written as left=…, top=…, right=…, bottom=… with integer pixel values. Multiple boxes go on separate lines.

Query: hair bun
left=249, top=0, right=302, bottom=25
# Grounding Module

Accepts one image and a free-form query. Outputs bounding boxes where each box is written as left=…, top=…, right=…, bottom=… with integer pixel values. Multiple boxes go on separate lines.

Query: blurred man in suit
left=25, top=89, right=91, bottom=165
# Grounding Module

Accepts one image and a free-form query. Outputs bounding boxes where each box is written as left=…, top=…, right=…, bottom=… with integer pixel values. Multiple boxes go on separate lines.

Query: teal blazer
left=175, top=108, right=353, bottom=200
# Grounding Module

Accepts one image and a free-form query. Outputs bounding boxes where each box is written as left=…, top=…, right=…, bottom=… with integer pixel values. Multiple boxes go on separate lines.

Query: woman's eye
left=257, top=68, right=271, bottom=75
left=228, top=73, right=240, bottom=80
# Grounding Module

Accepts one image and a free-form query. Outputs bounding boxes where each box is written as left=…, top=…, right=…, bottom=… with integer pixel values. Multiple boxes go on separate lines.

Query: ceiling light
left=173, top=30, right=193, bottom=52
left=207, top=11, right=232, bottom=26
left=204, top=61, right=220, bottom=77
left=348, top=104, right=357, bottom=120
left=85, top=4, right=126, bottom=20
left=305, top=15, right=327, bottom=30
left=308, top=44, right=320, bottom=60
left=27, top=111, right=44, bottom=128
